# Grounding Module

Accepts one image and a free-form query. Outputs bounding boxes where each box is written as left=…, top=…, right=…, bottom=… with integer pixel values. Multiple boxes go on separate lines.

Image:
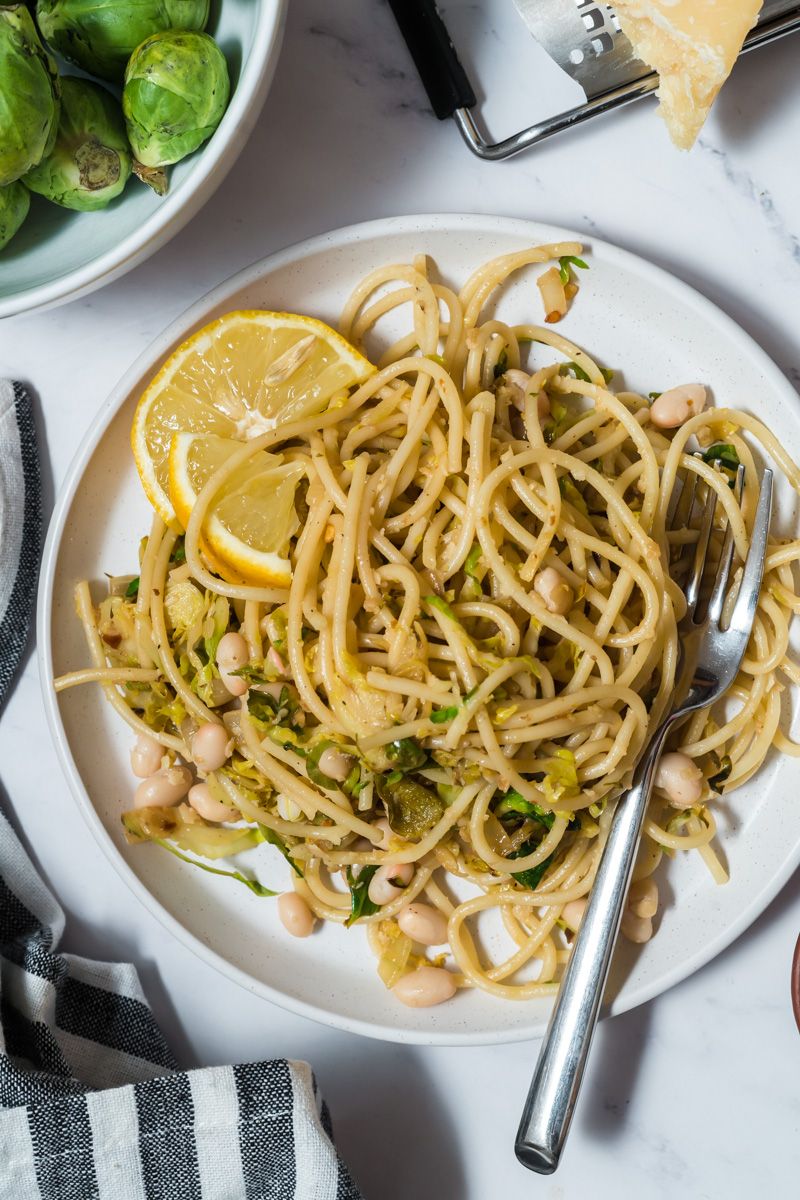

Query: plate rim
left=38, top=212, right=800, bottom=1045
left=0, top=0, right=288, bottom=320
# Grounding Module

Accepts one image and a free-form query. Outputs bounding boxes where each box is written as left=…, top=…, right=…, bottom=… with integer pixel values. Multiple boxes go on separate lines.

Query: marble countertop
left=3, top=2, right=800, bottom=1196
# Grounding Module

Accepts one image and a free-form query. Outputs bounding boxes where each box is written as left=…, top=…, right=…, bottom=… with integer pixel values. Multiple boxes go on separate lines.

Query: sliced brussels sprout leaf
left=561, top=360, right=591, bottom=383
left=494, top=790, right=555, bottom=830
left=701, top=443, right=741, bottom=474
left=430, top=706, right=459, bottom=725
left=385, top=737, right=427, bottom=772
left=376, top=924, right=413, bottom=988
left=540, top=749, right=579, bottom=807
left=122, top=804, right=261, bottom=860
left=558, top=255, right=589, bottom=285
left=346, top=865, right=380, bottom=926
left=376, top=774, right=444, bottom=841
left=258, top=824, right=303, bottom=878
left=510, top=844, right=554, bottom=892
left=558, top=475, right=589, bottom=518
left=509, top=848, right=554, bottom=891
left=248, top=688, right=295, bottom=730
left=707, top=755, right=732, bottom=793
left=464, top=544, right=482, bottom=579
left=425, top=594, right=459, bottom=622
left=165, top=580, right=204, bottom=637
left=152, top=838, right=276, bottom=897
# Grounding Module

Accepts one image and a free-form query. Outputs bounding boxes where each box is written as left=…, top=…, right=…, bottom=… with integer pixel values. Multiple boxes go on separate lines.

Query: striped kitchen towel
left=0, top=381, right=364, bottom=1200
left=0, top=382, right=41, bottom=713
left=0, top=808, right=363, bottom=1199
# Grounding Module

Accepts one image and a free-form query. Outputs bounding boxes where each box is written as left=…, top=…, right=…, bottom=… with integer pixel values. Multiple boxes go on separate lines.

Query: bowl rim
left=0, top=0, right=288, bottom=320
left=38, top=213, right=800, bottom=1044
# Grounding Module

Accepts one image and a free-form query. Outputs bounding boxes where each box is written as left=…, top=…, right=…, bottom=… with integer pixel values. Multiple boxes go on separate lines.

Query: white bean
left=317, top=746, right=355, bottom=782
left=656, top=751, right=703, bottom=808
left=620, top=909, right=653, bottom=944
left=628, top=878, right=659, bottom=920
left=649, top=384, right=707, bottom=429
left=187, top=783, right=239, bottom=823
left=130, top=733, right=163, bottom=779
left=220, top=669, right=249, bottom=698
left=216, top=631, right=250, bottom=697
left=397, top=902, right=448, bottom=946
left=192, top=722, right=233, bottom=773
left=561, top=899, right=587, bottom=932
left=393, top=966, right=457, bottom=1007
left=534, top=566, right=574, bottom=615
left=134, top=765, right=193, bottom=809
left=278, top=892, right=315, bottom=938
left=368, top=863, right=414, bottom=906
left=216, top=631, right=249, bottom=672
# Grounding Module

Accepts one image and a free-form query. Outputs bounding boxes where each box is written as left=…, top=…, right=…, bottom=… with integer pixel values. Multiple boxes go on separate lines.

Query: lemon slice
left=169, top=433, right=305, bottom=588
left=133, top=310, right=375, bottom=524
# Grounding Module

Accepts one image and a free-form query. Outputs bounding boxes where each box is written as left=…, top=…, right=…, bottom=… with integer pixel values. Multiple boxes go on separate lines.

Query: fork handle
left=515, top=720, right=673, bottom=1173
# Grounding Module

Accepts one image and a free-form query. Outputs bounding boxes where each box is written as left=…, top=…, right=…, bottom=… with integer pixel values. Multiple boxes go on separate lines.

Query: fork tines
left=667, top=457, right=747, bottom=625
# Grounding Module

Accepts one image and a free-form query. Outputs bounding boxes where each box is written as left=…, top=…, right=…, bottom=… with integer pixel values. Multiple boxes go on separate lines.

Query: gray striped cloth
left=0, top=382, right=41, bottom=711
left=0, top=382, right=364, bottom=1199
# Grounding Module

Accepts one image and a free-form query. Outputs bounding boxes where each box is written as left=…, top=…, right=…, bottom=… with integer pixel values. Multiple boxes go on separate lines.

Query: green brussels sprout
left=0, top=181, right=31, bottom=251
left=0, top=5, right=60, bottom=186
left=36, top=0, right=210, bottom=83
left=123, top=31, right=229, bottom=172
left=24, top=77, right=132, bottom=211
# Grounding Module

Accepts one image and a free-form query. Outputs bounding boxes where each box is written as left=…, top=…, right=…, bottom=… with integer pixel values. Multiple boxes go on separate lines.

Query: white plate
left=38, top=214, right=800, bottom=1045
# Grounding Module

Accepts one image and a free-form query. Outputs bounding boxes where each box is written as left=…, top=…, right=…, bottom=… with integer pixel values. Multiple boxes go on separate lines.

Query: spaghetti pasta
left=57, top=244, right=800, bottom=1009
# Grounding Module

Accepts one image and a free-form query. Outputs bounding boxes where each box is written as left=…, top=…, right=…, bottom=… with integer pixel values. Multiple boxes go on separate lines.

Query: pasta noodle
left=56, top=244, right=800, bottom=1009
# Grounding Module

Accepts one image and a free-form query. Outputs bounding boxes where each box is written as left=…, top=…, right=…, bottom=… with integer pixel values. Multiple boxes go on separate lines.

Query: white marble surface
left=3, top=1, right=800, bottom=1196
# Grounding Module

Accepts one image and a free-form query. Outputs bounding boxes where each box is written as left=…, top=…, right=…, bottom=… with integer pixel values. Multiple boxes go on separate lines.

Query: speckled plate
left=38, top=214, right=800, bottom=1045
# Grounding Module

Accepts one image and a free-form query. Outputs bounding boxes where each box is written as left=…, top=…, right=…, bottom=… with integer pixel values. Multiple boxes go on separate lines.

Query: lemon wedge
left=132, top=310, right=375, bottom=525
left=169, top=432, right=305, bottom=588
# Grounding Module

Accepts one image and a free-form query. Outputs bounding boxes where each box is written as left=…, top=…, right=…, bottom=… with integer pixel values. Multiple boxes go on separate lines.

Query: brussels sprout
left=0, top=5, right=60, bottom=186
left=24, top=77, right=132, bottom=211
left=123, top=31, right=229, bottom=175
left=36, top=0, right=210, bottom=83
left=0, top=181, right=30, bottom=251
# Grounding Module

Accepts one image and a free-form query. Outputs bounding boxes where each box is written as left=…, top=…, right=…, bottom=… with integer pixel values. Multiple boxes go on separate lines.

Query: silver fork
left=515, top=462, right=774, bottom=1174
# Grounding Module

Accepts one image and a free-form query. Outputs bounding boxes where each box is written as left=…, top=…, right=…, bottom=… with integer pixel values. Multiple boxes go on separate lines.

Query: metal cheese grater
left=387, top=0, right=800, bottom=160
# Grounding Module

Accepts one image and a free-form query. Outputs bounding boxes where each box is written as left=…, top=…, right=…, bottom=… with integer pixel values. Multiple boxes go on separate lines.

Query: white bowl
left=0, top=0, right=287, bottom=319
left=39, top=214, right=800, bottom=1044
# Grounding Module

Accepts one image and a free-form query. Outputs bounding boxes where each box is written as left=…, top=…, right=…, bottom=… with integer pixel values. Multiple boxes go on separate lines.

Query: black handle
left=388, top=0, right=476, bottom=120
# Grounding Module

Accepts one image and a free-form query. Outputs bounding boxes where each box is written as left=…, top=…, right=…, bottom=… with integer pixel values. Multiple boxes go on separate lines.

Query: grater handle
left=387, top=0, right=476, bottom=119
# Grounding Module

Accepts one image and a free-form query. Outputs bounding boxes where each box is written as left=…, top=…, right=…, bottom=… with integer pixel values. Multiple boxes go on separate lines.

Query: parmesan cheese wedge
left=612, top=0, right=763, bottom=149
